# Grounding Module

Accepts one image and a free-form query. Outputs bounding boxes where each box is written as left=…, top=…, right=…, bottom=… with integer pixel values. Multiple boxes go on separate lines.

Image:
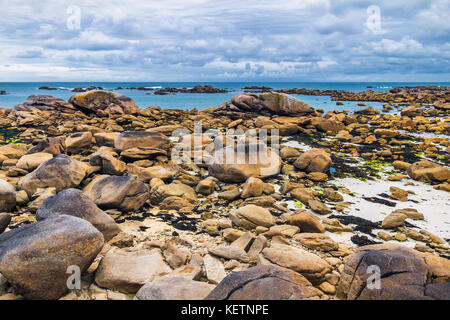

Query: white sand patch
left=332, top=176, right=450, bottom=240
left=281, top=139, right=312, bottom=152
left=398, top=130, right=449, bottom=139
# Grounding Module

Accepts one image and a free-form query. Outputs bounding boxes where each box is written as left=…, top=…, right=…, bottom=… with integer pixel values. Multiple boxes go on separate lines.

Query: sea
left=1, top=82, right=449, bottom=113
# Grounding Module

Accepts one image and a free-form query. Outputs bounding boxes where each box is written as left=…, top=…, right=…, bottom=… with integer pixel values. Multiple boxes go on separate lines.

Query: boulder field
left=0, top=88, right=448, bottom=300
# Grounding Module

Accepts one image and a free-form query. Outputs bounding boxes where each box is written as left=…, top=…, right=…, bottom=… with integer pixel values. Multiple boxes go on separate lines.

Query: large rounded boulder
left=294, top=148, right=332, bottom=173
left=205, top=264, right=322, bottom=300
left=407, top=160, right=450, bottom=183
left=69, top=90, right=139, bottom=117
left=136, top=276, right=215, bottom=300
left=223, top=92, right=315, bottom=116
left=36, top=189, right=120, bottom=241
left=337, top=243, right=448, bottom=300
left=85, top=175, right=149, bottom=212
left=0, top=215, right=104, bottom=300
left=18, top=154, right=88, bottom=197
left=259, top=92, right=315, bottom=116
left=208, top=143, right=281, bottom=183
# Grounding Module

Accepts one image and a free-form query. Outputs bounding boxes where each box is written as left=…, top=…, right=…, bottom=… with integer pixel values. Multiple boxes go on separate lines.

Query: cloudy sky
left=1, top=0, right=449, bottom=81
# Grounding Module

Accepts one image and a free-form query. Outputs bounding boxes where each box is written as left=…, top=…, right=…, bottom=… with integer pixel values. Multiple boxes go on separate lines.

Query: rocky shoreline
left=0, top=88, right=449, bottom=300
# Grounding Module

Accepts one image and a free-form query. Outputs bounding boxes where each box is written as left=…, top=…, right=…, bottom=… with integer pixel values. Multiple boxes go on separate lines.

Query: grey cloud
left=0, top=0, right=449, bottom=81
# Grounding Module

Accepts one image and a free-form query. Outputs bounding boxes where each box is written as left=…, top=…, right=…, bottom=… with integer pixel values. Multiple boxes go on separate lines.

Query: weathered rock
left=374, top=129, right=399, bottom=138
left=222, top=228, right=245, bottom=242
left=36, top=189, right=120, bottom=240
left=422, top=253, right=450, bottom=282
left=27, top=187, right=56, bottom=212
left=218, top=188, right=241, bottom=201
left=16, top=153, right=53, bottom=171
left=287, top=209, right=325, bottom=233
left=86, top=175, right=149, bottom=212
left=279, top=146, right=301, bottom=159
left=114, top=131, right=170, bottom=151
left=241, top=177, right=264, bottom=199
left=128, top=165, right=174, bottom=182
left=150, top=182, right=197, bottom=205
left=222, top=92, right=315, bottom=116
left=400, top=106, right=422, bottom=117
left=0, top=213, right=10, bottom=233
left=208, top=143, right=281, bottom=183
left=89, top=150, right=126, bottom=175
left=93, top=132, right=120, bottom=147
left=27, top=137, right=66, bottom=156
left=0, top=179, right=16, bottom=213
left=120, top=147, right=167, bottom=160
left=160, top=196, right=194, bottom=212
left=69, top=90, right=139, bottom=117
left=260, top=92, right=316, bottom=115
left=324, top=188, right=344, bottom=202
left=18, top=155, right=88, bottom=197
left=389, top=186, right=409, bottom=202
left=162, top=244, right=188, bottom=269
left=264, top=225, right=299, bottom=238
left=95, top=249, right=171, bottom=293
left=382, top=211, right=407, bottom=229
left=294, top=148, right=332, bottom=173
left=424, top=283, right=450, bottom=300
left=290, top=187, right=315, bottom=204
left=0, top=215, right=104, bottom=300
left=195, top=177, right=219, bottom=196
left=336, top=244, right=446, bottom=300
left=230, top=205, right=275, bottom=230
left=308, top=199, right=332, bottom=215
left=407, top=160, right=450, bottom=183
left=307, top=172, right=328, bottom=182
left=145, top=125, right=183, bottom=136
left=65, top=131, right=93, bottom=154
left=391, top=208, right=424, bottom=220
left=262, top=244, right=331, bottom=284
left=205, top=265, right=322, bottom=300
left=293, top=233, right=339, bottom=252
left=312, top=118, right=345, bottom=134
left=203, top=254, right=227, bottom=284
left=135, top=276, right=215, bottom=300
left=0, top=144, right=26, bottom=159
left=209, top=246, right=250, bottom=263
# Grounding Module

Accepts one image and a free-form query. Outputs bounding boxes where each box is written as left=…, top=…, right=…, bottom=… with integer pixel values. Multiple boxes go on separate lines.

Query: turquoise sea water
left=0, top=82, right=449, bottom=112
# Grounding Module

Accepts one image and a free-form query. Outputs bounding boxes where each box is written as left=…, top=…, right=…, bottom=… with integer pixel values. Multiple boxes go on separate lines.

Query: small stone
left=222, top=228, right=244, bottom=242
left=308, top=199, right=332, bottom=215
left=392, top=208, right=424, bottom=220
left=230, top=205, right=275, bottom=230
left=294, top=233, right=339, bottom=252
left=264, top=225, right=299, bottom=238
left=389, top=186, right=409, bottom=202
left=377, top=231, right=393, bottom=241
left=324, top=188, right=344, bottom=202
left=394, top=232, right=407, bottom=241
left=241, top=177, right=264, bottom=199
left=382, top=211, right=407, bottom=229
left=209, top=246, right=249, bottom=263
left=162, top=244, right=188, bottom=269
left=203, top=254, right=227, bottom=284
left=319, top=281, right=336, bottom=295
